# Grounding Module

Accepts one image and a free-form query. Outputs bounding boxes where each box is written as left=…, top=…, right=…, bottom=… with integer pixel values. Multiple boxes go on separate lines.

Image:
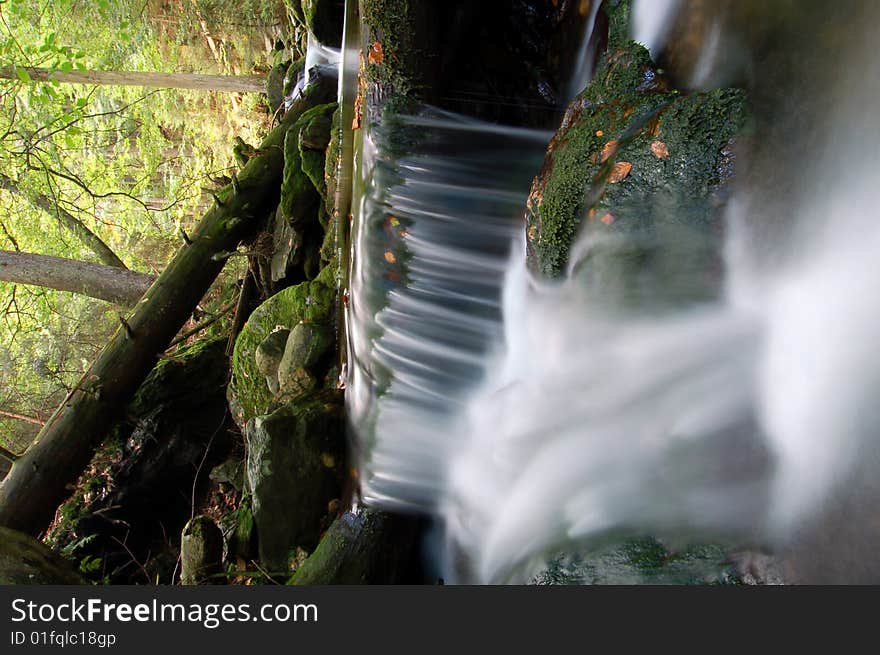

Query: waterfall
left=347, top=1, right=880, bottom=583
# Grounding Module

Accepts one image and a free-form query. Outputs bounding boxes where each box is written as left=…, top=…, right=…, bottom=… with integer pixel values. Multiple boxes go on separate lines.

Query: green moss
left=230, top=279, right=333, bottom=424
left=361, top=0, right=422, bottom=121
left=527, top=39, right=748, bottom=293
left=604, top=0, right=633, bottom=47
left=287, top=508, right=415, bottom=584
left=535, top=537, right=740, bottom=585
left=298, top=103, right=337, bottom=202
left=282, top=58, right=306, bottom=98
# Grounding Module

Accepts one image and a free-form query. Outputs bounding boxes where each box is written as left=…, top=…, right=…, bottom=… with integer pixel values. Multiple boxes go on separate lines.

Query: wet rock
left=255, top=328, right=291, bottom=394
left=229, top=276, right=333, bottom=426
left=301, top=0, right=344, bottom=47
left=245, top=391, right=345, bottom=572
left=300, top=111, right=332, bottom=151
left=180, top=515, right=224, bottom=585
left=288, top=508, right=419, bottom=584
left=533, top=538, right=742, bottom=585
left=0, top=527, right=85, bottom=584
left=525, top=31, right=747, bottom=307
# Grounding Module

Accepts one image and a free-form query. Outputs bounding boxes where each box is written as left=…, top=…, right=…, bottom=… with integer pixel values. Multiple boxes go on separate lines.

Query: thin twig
left=0, top=409, right=42, bottom=426
left=110, top=534, right=152, bottom=585
left=190, top=408, right=228, bottom=520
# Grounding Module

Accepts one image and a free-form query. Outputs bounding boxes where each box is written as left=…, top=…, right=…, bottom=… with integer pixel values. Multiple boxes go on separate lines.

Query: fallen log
left=0, top=74, right=335, bottom=536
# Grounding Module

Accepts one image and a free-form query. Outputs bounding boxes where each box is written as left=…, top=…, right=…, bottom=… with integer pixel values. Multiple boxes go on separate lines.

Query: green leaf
left=60, top=60, right=73, bottom=73
left=15, top=67, right=30, bottom=83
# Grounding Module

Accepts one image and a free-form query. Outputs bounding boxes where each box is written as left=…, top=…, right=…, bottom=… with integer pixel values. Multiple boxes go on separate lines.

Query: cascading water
left=348, top=111, right=552, bottom=511
left=348, top=0, right=880, bottom=583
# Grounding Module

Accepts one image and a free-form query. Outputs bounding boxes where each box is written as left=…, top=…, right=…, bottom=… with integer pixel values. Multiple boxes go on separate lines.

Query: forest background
left=0, top=0, right=293, bottom=458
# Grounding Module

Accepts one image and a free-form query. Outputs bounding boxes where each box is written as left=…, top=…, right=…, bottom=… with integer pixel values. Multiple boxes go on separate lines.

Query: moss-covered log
left=0, top=74, right=336, bottom=537
left=0, top=526, right=84, bottom=584
left=288, top=509, right=418, bottom=584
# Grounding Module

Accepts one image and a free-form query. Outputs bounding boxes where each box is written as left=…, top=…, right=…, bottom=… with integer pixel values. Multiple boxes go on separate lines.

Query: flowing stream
left=347, top=1, right=880, bottom=583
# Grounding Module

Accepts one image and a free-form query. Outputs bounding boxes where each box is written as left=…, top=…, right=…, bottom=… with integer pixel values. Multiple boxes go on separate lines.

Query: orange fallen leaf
left=651, top=140, right=669, bottom=159
left=384, top=251, right=397, bottom=264
left=600, top=212, right=615, bottom=225
left=608, top=161, right=632, bottom=183
left=601, top=140, right=618, bottom=162
left=367, top=40, right=384, bottom=65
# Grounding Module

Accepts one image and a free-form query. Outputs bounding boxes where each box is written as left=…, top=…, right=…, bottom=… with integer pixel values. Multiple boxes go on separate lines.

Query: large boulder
left=246, top=390, right=345, bottom=572
left=525, top=12, right=747, bottom=309
left=229, top=274, right=334, bottom=428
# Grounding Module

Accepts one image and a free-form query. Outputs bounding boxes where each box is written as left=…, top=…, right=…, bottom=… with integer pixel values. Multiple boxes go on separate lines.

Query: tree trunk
left=0, top=174, right=127, bottom=269
left=0, top=75, right=335, bottom=536
left=0, top=251, right=151, bottom=305
left=1, top=66, right=266, bottom=93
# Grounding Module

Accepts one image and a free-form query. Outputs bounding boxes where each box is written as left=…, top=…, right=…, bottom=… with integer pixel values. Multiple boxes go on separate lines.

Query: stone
left=180, top=515, right=224, bottom=585
left=281, top=321, right=333, bottom=372
left=209, top=457, right=245, bottom=492
left=255, top=328, right=290, bottom=394
left=229, top=276, right=333, bottom=425
left=246, top=391, right=345, bottom=572
left=277, top=366, right=317, bottom=399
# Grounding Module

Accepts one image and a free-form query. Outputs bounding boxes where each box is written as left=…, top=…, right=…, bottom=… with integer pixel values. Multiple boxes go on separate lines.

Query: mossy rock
left=246, top=391, right=345, bottom=572
left=0, top=527, right=85, bottom=584
left=282, top=57, right=307, bottom=98
left=255, top=328, right=290, bottom=394
left=301, top=0, right=344, bottom=47
left=299, top=103, right=337, bottom=207
left=533, top=537, right=741, bottom=585
left=280, top=102, right=338, bottom=227
left=229, top=276, right=334, bottom=426
left=525, top=38, right=747, bottom=307
left=180, top=515, right=224, bottom=585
